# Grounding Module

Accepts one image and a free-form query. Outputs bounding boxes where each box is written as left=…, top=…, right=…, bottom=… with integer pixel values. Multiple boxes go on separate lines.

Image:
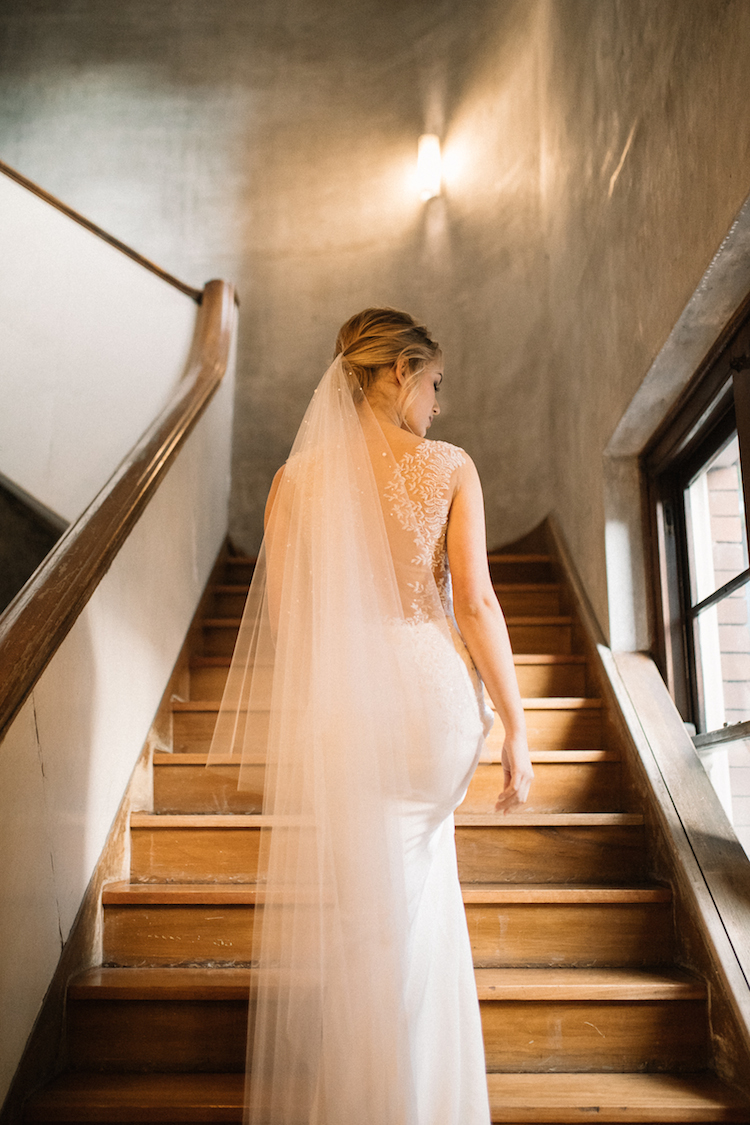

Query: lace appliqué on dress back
left=385, top=441, right=466, bottom=619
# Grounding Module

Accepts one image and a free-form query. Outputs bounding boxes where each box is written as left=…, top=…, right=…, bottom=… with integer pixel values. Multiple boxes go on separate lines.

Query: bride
left=208, top=308, right=533, bottom=1125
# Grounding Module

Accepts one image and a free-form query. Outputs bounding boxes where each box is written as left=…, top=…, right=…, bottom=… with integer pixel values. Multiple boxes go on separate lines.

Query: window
left=644, top=300, right=750, bottom=848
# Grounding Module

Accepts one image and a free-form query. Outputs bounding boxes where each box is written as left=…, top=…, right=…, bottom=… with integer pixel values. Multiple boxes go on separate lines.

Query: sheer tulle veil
left=207, top=355, right=474, bottom=1125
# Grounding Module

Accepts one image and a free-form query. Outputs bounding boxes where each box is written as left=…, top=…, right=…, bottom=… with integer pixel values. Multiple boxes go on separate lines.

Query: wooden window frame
left=643, top=295, right=750, bottom=733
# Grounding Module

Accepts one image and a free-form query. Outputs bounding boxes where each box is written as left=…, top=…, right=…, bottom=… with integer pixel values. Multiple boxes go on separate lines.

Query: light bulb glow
left=417, top=134, right=442, bottom=201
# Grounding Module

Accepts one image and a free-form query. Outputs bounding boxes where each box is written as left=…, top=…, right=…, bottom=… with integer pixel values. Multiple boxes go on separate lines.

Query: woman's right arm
left=446, top=456, right=533, bottom=812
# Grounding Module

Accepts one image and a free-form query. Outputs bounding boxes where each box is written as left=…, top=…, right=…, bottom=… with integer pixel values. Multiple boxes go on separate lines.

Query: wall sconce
left=417, top=134, right=442, bottom=201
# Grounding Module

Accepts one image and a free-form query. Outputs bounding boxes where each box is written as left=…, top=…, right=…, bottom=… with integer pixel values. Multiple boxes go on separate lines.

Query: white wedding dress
left=387, top=439, right=493, bottom=1125
left=208, top=359, right=493, bottom=1125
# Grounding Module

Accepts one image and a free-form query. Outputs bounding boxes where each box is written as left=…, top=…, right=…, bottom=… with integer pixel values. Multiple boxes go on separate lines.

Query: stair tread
left=488, top=553, right=553, bottom=562
left=25, top=1072, right=245, bottom=1120
left=455, top=813, right=642, bottom=826
left=69, top=967, right=254, bottom=1000
left=172, top=696, right=602, bottom=713
left=153, top=749, right=620, bottom=766
left=474, top=966, right=706, bottom=1000
left=493, top=583, right=561, bottom=591
left=486, top=1071, right=750, bottom=1121
left=103, top=880, right=670, bottom=905
left=190, top=652, right=590, bottom=668
left=25, top=1070, right=749, bottom=1122
left=202, top=615, right=576, bottom=628
left=130, top=812, right=643, bottom=828
left=69, top=965, right=704, bottom=1002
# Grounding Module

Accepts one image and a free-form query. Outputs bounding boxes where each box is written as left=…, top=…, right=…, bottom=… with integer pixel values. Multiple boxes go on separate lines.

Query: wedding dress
left=207, top=356, right=493, bottom=1125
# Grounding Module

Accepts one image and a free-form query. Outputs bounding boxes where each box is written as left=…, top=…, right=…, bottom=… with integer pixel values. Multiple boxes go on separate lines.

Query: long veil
left=207, top=356, right=477, bottom=1125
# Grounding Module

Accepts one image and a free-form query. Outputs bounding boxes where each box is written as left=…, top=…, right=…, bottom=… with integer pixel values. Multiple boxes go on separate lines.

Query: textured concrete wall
left=2, top=0, right=750, bottom=637
left=540, top=0, right=750, bottom=635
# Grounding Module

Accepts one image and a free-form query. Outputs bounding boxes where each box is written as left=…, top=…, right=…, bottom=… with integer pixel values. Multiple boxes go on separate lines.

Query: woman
left=208, top=308, right=532, bottom=1125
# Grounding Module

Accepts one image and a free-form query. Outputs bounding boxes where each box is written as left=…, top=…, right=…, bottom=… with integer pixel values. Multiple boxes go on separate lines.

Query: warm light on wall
left=417, top=134, right=442, bottom=200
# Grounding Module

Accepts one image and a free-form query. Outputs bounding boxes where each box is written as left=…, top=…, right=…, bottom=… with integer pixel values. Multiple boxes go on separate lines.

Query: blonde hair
left=335, top=307, right=440, bottom=394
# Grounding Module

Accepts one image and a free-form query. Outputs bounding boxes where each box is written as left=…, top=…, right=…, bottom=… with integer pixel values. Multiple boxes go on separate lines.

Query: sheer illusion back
left=207, top=357, right=492, bottom=1125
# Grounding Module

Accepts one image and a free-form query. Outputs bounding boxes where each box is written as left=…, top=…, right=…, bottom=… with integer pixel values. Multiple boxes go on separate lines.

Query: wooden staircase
left=24, top=551, right=750, bottom=1124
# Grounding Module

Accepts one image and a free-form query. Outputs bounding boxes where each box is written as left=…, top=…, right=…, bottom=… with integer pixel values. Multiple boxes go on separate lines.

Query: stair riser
left=212, top=593, right=248, bottom=617
left=103, top=902, right=673, bottom=968
left=456, top=825, right=646, bottom=884
left=66, top=997, right=705, bottom=1073
left=190, top=665, right=229, bottom=700
left=489, top=561, right=555, bottom=583
left=173, top=713, right=268, bottom=755
left=514, top=664, right=587, bottom=696
left=103, top=906, right=258, bottom=966
left=467, top=903, right=673, bottom=968
left=486, top=711, right=603, bottom=752
left=222, top=563, right=254, bottom=585
left=129, top=825, right=646, bottom=884
left=202, top=621, right=575, bottom=658
left=154, top=766, right=264, bottom=814
left=494, top=590, right=562, bottom=616
left=507, top=624, right=572, bottom=655
left=171, top=707, right=602, bottom=755
left=189, top=662, right=590, bottom=702
left=460, top=763, right=621, bottom=814
left=153, top=762, right=621, bottom=815
left=481, top=1000, right=708, bottom=1072
left=67, top=1001, right=247, bottom=1071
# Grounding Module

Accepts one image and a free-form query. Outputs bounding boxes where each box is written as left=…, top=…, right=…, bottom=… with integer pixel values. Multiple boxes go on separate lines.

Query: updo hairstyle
left=335, top=308, right=440, bottom=398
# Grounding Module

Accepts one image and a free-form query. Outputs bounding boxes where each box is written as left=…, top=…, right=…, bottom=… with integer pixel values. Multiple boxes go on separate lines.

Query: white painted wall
left=0, top=355, right=234, bottom=1105
left=0, top=170, right=197, bottom=523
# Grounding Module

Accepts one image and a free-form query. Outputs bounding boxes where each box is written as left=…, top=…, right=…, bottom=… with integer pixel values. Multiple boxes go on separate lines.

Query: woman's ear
left=394, top=358, right=408, bottom=387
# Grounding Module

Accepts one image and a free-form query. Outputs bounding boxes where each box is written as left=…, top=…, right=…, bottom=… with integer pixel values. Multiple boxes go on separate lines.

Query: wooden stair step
left=486, top=1071, right=750, bottom=1122
left=24, top=1071, right=245, bottom=1121
left=187, top=653, right=592, bottom=699
left=26, top=1070, right=748, bottom=1124
left=153, top=751, right=622, bottom=815
left=171, top=697, right=606, bottom=753
left=220, top=557, right=256, bottom=585
left=488, top=553, right=556, bottom=583
left=153, top=749, right=619, bottom=764
left=506, top=619, right=574, bottom=655
left=199, top=616, right=577, bottom=658
left=69, top=967, right=253, bottom=1000
left=130, top=812, right=642, bottom=828
left=210, top=587, right=249, bottom=618
left=171, top=697, right=603, bottom=711
left=474, top=967, right=705, bottom=1001
left=493, top=583, right=562, bottom=616
left=128, top=814, right=647, bottom=884
left=72, top=964, right=699, bottom=1004
left=103, top=880, right=671, bottom=906
left=102, top=881, right=671, bottom=969
left=462, top=758, right=621, bottom=815
left=64, top=967, right=708, bottom=1074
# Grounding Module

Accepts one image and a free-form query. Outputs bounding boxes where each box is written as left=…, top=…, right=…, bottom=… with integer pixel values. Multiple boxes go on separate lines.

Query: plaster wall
left=0, top=364, right=234, bottom=1106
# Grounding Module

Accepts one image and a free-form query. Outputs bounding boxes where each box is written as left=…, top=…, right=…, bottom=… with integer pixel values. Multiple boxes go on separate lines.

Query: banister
left=0, top=159, right=203, bottom=301
left=0, top=278, right=236, bottom=742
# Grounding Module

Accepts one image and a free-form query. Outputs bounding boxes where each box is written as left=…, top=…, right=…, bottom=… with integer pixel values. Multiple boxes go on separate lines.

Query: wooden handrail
left=0, top=278, right=236, bottom=741
left=0, top=159, right=203, bottom=301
